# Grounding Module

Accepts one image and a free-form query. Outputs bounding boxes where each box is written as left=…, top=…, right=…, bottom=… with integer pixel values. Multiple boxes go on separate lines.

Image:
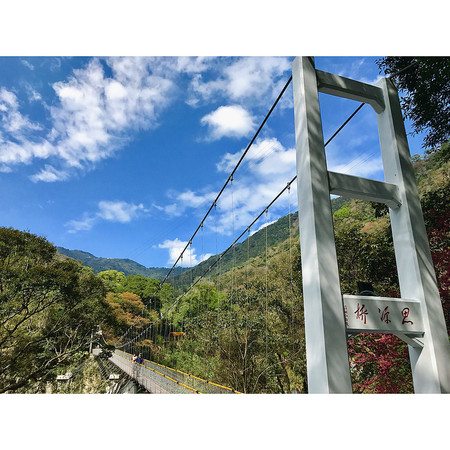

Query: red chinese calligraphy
left=354, top=303, right=368, bottom=324
left=344, top=305, right=349, bottom=326
left=401, top=307, right=414, bottom=325
left=378, top=306, right=391, bottom=324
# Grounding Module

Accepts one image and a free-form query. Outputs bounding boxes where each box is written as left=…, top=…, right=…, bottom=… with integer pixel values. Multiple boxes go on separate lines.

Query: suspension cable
left=141, top=77, right=293, bottom=297
left=288, top=183, right=294, bottom=353
left=114, top=75, right=293, bottom=346
left=115, top=87, right=365, bottom=348
left=265, top=208, right=269, bottom=359
left=324, top=103, right=365, bottom=147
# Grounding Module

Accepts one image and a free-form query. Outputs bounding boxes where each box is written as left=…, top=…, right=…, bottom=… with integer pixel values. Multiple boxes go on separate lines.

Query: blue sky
left=0, top=56, right=428, bottom=268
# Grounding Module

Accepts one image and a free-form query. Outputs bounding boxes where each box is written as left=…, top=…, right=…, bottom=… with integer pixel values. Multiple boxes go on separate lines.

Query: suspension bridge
left=98, top=57, right=449, bottom=394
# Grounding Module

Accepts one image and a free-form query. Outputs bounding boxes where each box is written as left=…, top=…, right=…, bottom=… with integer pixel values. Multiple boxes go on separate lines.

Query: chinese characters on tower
left=378, top=306, right=391, bottom=324
left=352, top=304, right=414, bottom=327
left=354, top=303, right=368, bottom=324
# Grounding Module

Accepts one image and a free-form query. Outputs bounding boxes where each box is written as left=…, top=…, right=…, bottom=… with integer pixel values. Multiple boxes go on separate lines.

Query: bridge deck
left=110, top=351, right=195, bottom=394
left=111, top=350, right=240, bottom=394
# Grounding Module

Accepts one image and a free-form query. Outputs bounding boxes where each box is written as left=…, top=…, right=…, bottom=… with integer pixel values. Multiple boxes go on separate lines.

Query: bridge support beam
left=376, top=77, right=450, bottom=393
left=292, top=56, right=353, bottom=393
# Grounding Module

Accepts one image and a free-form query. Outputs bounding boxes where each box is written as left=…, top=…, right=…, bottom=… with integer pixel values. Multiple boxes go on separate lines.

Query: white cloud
left=224, top=57, right=291, bottom=100
left=21, top=60, right=34, bottom=71
left=97, top=201, right=146, bottom=223
left=30, top=165, right=69, bottom=182
left=0, top=57, right=176, bottom=180
left=66, top=200, right=148, bottom=233
left=188, top=57, right=291, bottom=106
left=0, top=57, right=292, bottom=181
left=66, top=214, right=98, bottom=233
left=164, top=189, right=217, bottom=217
left=201, top=105, right=256, bottom=140
left=171, top=56, right=212, bottom=74
left=213, top=177, right=296, bottom=235
left=163, top=137, right=297, bottom=235
left=27, top=86, right=42, bottom=102
left=217, top=137, right=296, bottom=180
left=158, top=237, right=212, bottom=267
left=177, top=190, right=215, bottom=209
left=0, top=88, right=41, bottom=135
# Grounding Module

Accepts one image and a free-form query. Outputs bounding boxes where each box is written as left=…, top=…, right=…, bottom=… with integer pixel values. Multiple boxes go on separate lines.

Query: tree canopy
left=377, top=57, right=450, bottom=149
left=0, top=228, right=113, bottom=393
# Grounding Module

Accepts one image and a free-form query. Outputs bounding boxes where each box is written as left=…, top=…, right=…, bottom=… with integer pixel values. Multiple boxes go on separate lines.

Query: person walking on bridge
left=136, top=353, right=143, bottom=365
left=131, top=354, right=138, bottom=378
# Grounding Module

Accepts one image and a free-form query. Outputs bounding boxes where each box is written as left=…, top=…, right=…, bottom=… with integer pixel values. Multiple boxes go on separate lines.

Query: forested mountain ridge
left=56, top=247, right=187, bottom=279
left=171, top=195, right=348, bottom=287
left=56, top=196, right=346, bottom=283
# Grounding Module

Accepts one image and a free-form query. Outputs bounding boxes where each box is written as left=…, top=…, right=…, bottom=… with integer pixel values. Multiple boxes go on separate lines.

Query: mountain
left=57, top=197, right=347, bottom=283
left=172, top=196, right=348, bottom=287
left=56, top=247, right=187, bottom=280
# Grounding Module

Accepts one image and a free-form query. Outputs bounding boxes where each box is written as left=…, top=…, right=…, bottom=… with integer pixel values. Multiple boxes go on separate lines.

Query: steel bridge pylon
left=292, top=56, right=450, bottom=393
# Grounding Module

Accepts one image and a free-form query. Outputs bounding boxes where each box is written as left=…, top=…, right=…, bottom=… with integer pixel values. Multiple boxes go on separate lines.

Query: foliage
left=339, top=145, right=449, bottom=392
left=152, top=246, right=307, bottom=393
left=150, top=144, right=449, bottom=394
left=348, top=333, right=413, bottom=393
left=377, top=57, right=450, bottom=148
left=122, top=274, right=173, bottom=310
left=97, top=269, right=127, bottom=292
left=0, top=228, right=113, bottom=393
left=8, top=137, right=445, bottom=394
left=334, top=200, right=398, bottom=296
left=97, top=271, right=174, bottom=312
left=421, top=184, right=450, bottom=331
left=166, top=282, right=224, bottom=328
left=103, top=291, right=156, bottom=340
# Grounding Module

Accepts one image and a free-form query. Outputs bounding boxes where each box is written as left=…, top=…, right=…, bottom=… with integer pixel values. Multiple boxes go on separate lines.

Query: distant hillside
left=172, top=196, right=347, bottom=287
left=57, top=197, right=347, bottom=283
left=56, top=247, right=186, bottom=280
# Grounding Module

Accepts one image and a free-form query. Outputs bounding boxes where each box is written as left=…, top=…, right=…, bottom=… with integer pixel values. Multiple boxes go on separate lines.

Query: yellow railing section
left=115, top=351, right=200, bottom=393
left=116, top=350, right=242, bottom=394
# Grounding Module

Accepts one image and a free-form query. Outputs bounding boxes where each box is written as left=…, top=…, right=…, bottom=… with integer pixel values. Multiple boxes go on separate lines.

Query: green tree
left=0, top=228, right=111, bottom=393
left=104, top=291, right=155, bottom=339
left=97, top=269, right=127, bottom=292
left=157, top=247, right=307, bottom=394
left=123, top=274, right=149, bottom=298
left=121, top=274, right=172, bottom=311
left=377, top=57, right=450, bottom=148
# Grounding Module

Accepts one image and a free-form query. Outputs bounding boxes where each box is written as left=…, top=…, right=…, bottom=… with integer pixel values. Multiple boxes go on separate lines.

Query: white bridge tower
left=292, top=56, right=450, bottom=393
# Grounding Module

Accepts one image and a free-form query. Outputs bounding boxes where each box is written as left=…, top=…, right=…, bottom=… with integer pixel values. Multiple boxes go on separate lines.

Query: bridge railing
left=111, top=351, right=196, bottom=394
left=115, top=350, right=241, bottom=394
